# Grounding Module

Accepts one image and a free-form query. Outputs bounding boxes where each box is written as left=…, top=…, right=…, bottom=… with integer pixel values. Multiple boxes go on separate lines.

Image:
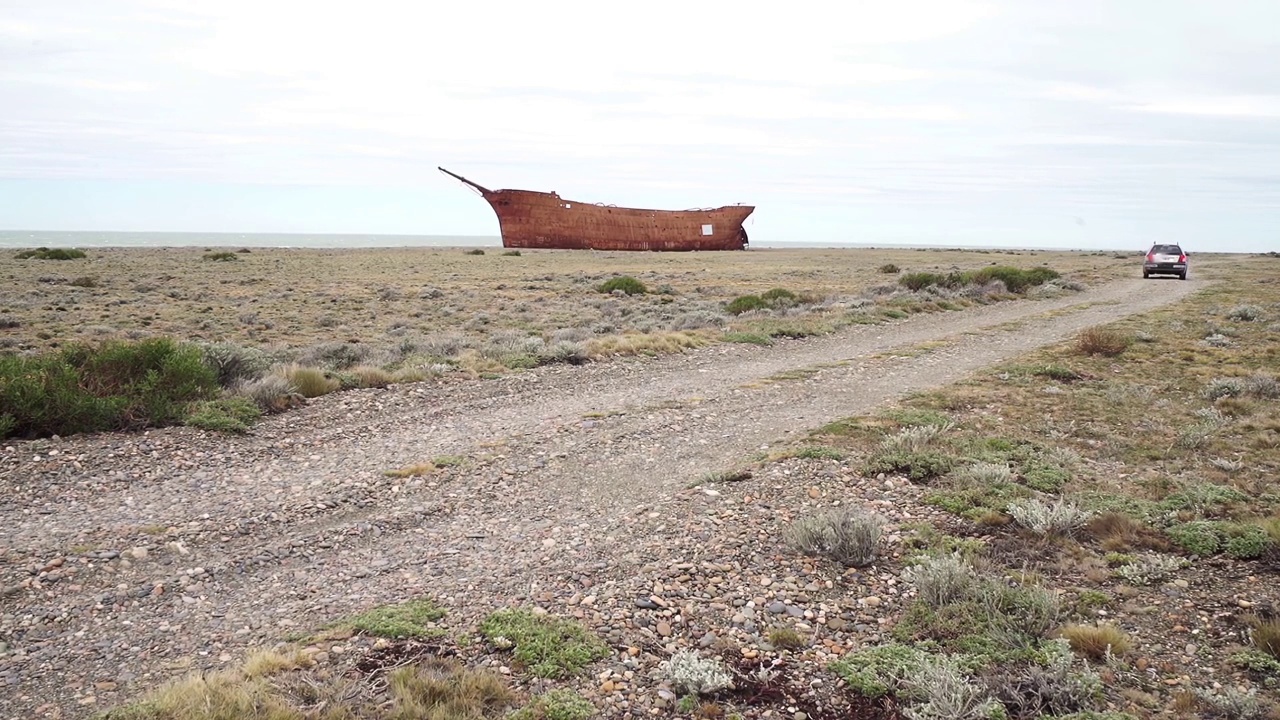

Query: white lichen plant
left=663, top=650, right=734, bottom=695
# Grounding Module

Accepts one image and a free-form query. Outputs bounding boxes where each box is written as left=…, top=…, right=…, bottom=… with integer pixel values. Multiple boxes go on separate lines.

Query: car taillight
left=1179, top=254, right=1186, bottom=263
left=1146, top=254, right=1154, bottom=262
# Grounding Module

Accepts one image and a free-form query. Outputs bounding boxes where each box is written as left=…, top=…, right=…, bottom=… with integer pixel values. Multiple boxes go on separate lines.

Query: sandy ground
left=0, top=246, right=1139, bottom=357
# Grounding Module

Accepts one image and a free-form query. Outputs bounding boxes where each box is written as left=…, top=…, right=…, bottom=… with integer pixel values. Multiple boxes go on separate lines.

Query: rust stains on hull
left=440, top=168, right=753, bottom=251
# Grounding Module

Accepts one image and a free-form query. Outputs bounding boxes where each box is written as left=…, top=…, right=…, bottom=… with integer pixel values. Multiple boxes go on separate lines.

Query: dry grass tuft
left=350, top=364, right=393, bottom=388
left=585, top=330, right=714, bottom=358
left=242, top=649, right=311, bottom=678
left=1247, top=615, right=1280, bottom=660
left=279, top=364, right=339, bottom=397
left=1076, top=326, right=1132, bottom=356
left=1058, top=623, right=1132, bottom=660
left=388, top=657, right=514, bottom=720
left=101, top=668, right=303, bottom=720
left=767, top=626, right=809, bottom=650
left=384, top=463, right=435, bottom=479
left=1083, top=512, right=1170, bottom=552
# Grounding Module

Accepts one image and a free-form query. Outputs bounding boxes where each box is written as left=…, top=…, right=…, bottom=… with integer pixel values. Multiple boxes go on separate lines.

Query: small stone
left=698, top=632, right=718, bottom=648
left=130, top=547, right=149, bottom=560
left=634, top=598, right=659, bottom=610
left=807, top=487, right=820, bottom=499
left=767, top=602, right=787, bottom=614
left=1172, top=579, right=1189, bottom=588
left=863, top=596, right=882, bottom=607
left=1238, top=599, right=1254, bottom=609
left=656, top=621, right=672, bottom=637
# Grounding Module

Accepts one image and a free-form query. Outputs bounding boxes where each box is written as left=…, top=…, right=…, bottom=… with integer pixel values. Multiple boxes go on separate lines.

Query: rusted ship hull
left=440, top=168, right=753, bottom=251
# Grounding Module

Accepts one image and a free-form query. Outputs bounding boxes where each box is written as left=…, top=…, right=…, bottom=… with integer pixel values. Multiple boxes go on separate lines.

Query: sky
left=1, top=1, right=1278, bottom=251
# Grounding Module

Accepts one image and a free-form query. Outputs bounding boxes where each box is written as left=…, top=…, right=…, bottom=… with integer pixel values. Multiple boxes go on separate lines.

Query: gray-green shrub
left=786, top=508, right=885, bottom=567
left=201, top=342, right=272, bottom=387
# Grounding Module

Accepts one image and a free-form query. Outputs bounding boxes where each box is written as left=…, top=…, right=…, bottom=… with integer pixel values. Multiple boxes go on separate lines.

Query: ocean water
left=0, top=231, right=502, bottom=249
left=0, top=230, right=1125, bottom=252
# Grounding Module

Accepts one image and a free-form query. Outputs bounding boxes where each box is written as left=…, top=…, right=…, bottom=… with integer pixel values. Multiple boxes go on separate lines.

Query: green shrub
left=760, top=287, right=799, bottom=304
left=900, top=272, right=945, bottom=291
left=1232, top=648, right=1280, bottom=675
left=794, top=445, right=845, bottom=460
left=349, top=599, right=446, bottom=638
left=185, top=397, right=262, bottom=433
left=202, top=251, right=239, bottom=262
left=69, top=276, right=99, bottom=288
left=1159, top=518, right=1272, bottom=559
left=723, top=331, right=772, bottom=345
left=596, top=276, right=647, bottom=295
left=480, top=608, right=608, bottom=678
left=502, top=249, right=522, bottom=256
left=1225, top=526, right=1273, bottom=559
left=898, top=266, right=1059, bottom=294
left=1034, top=365, right=1083, bottom=382
left=464, top=248, right=486, bottom=255
left=830, top=643, right=932, bottom=698
left=510, top=690, right=595, bottom=720
left=883, top=408, right=954, bottom=428
left=1166, top=521, right=1221, bottom=556
left=15, top=247, right=86, bottom=260
left=879, top=263, right=901, bottom=274
left=892, top=581, right=1061, bottom=664
left=725, top=294, right=768, bottom=314
left=971, top=265, right=1060, bottom=293
left=1022, top=461, right=1070, bottom=493
left=0, top=338, right=218, bottom=439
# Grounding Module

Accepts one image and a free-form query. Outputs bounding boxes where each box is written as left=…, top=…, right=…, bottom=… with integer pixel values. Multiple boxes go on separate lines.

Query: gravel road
left=0, top=277, right=1201, bottom=718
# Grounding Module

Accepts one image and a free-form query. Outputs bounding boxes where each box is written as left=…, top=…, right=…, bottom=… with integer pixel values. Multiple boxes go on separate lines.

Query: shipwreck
left=440, top=167, right=754, bottom=251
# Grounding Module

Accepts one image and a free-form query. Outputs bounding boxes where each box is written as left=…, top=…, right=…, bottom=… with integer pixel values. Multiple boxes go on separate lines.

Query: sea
left=0, top=231, right=502, bottom=249
left=0, top=230, right=1126, bottom=252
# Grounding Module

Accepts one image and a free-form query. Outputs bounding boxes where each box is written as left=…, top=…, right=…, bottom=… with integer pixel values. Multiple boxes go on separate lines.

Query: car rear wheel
left=1180, top=272, right=1187, bottom=280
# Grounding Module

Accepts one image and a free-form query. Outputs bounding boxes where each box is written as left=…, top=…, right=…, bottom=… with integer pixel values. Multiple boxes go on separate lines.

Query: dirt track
left=0, top=276, right=1202, bottom=718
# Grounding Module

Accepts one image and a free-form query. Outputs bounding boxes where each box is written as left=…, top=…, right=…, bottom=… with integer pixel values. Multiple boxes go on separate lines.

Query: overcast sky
left=2, top=1, right=1278, bottom=250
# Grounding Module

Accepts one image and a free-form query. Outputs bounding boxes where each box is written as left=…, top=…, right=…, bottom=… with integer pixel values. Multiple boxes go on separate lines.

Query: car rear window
left=1152, top=244, right=1182, bottom=254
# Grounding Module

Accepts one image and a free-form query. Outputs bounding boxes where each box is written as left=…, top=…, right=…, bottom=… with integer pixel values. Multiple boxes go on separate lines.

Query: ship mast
left=438, top=167, right=492, bottom=196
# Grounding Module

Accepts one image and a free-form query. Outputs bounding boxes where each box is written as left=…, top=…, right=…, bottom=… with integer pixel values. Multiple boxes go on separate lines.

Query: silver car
left=1143, top=244, right=1188, bottom=280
